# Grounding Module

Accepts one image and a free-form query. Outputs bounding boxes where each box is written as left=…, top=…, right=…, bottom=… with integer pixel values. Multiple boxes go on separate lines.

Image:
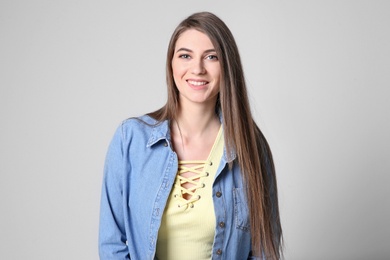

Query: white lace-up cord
left=175, top=160, right=208, bottom=207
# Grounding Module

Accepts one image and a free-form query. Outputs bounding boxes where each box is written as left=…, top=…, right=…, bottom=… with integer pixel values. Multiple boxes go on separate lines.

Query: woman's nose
left=191, top=59, right=206, bottom=75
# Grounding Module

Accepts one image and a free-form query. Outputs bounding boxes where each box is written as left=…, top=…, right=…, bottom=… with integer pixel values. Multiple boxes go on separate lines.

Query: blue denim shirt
left=99, top=115, right=261, bottom=260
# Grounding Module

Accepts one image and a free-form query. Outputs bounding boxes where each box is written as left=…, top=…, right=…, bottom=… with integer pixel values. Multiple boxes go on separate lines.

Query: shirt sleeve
left=99, top=124, right=131, bottom=259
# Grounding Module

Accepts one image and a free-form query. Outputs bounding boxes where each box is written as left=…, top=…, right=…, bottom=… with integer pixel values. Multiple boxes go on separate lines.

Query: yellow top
left=156, top=127, right=224, bottom=260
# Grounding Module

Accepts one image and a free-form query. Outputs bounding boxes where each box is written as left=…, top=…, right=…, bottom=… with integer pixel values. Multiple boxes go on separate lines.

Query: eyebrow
left=176, top=47, right=216, bottom=53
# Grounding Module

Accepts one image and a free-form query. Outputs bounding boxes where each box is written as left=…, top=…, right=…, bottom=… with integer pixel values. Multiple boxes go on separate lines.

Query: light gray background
left=1, top=1, right=389, bottom=259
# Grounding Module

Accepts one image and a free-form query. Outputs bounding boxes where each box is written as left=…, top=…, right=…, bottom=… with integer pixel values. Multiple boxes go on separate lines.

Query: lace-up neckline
left=174, top=160, right=211, bottom=207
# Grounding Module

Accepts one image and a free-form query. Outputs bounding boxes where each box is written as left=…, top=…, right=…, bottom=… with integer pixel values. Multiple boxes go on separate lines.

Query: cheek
left=171, top=64, right=182, bottom=88
left=172, top=71, right=182, bottom=88
left=208, top=64, right=221, bottom=79
left=172, top=60, right=185, bottom=77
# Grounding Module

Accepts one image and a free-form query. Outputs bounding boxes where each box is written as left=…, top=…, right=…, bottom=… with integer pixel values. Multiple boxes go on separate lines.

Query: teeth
left=188, top=80, right=207, bottom=86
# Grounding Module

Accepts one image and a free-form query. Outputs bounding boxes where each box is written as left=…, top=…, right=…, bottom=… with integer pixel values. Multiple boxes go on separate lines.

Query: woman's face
left=172, top=29, right=221, bottom=107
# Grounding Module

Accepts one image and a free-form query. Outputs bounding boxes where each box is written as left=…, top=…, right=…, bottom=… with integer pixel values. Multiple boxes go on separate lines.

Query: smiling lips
left=187, top=80, right=209, bottom=89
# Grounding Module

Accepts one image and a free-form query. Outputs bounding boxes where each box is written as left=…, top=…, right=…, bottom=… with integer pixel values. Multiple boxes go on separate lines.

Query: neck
left=174, top=102, right=220, bottom=138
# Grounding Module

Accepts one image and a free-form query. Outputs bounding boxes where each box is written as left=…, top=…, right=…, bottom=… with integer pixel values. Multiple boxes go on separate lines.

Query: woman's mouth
left=187, top=80, right=209, bottom=87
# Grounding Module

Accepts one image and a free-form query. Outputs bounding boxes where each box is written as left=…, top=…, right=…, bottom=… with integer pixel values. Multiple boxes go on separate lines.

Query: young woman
left=99, top=12, right=282, bottom=260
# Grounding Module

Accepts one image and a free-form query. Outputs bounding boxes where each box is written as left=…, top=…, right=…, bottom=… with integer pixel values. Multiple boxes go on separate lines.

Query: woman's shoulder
left=118, top=114, right=168, bottom=137
left=120, top=114, right=157, bottom=130
left=122, top=114, right=158, bottom=126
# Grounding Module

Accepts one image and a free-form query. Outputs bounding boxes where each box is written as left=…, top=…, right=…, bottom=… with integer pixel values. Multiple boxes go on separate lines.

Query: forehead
left=175, top=29, right=215, bottom=51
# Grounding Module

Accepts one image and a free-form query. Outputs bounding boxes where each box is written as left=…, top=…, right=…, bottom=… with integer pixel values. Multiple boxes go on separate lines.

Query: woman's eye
left=179, top=54, right=190, bottom=59
left=206, top=55, right=218, bottom=60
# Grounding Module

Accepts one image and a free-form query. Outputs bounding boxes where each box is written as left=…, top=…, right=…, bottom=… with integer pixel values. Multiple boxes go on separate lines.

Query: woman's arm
left=99, top=124, right=130, bottom=259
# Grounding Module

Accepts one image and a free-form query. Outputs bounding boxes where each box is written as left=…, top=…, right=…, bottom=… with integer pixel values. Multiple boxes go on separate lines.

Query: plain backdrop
left=1, top=1, right=389, bottom=259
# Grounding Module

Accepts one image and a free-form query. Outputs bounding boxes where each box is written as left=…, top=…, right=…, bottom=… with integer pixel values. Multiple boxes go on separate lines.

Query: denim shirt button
left=216, top=249, right=222, bottom=255
left=216, top=191, right=222, bottom=197
left=219, top=221, right=225, bottom=228
left=163, top=141, right=168, bottom=147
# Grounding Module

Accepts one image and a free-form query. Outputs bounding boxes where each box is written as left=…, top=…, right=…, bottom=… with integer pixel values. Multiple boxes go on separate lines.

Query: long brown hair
left=148, top=12, right=283, bottom=259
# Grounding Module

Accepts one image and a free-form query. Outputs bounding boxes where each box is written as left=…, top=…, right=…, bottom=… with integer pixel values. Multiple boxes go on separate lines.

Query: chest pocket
left=233, top=188, right=250, bottom=231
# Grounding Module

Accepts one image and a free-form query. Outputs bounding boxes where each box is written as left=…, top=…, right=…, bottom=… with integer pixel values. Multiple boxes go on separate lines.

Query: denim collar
left=146, top=118, right=170, bottom=148
left=145, top=115, right=236, bottom=162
